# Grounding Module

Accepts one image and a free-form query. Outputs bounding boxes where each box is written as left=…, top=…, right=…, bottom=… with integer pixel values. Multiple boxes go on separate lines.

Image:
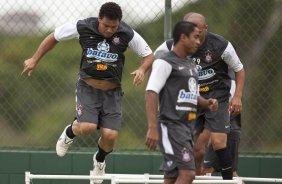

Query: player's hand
left=21, top=58, right=38, bottom=76
left=145, top=126, right=158, bottom=151
left=229, top=95, right=242, bottom=115
left=208, top=98, right=218, bottom=111
left=131, top=68, right=145, bottom=86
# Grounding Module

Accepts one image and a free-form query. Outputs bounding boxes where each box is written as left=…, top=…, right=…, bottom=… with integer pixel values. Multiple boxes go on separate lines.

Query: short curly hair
left=99, top=2, right=123, bottom=21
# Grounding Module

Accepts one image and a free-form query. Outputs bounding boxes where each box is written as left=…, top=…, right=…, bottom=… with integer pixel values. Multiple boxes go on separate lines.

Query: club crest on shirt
left=177, top=89, right=197, bottom=105
left=112, top=35, right=120, bottom=45
left=204, top=50, right=213, bottom=63
left=181, top=148, right=192, bottom=163
left=188, top=77, right=197, bottom=94
left=98, top=40, right=110, bottom=52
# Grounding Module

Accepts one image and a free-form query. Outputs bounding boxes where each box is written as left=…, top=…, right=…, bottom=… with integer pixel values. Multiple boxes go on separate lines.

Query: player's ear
left=180, top=33, right=188, bottom=41
left=98, top=17, right=103, bottom=23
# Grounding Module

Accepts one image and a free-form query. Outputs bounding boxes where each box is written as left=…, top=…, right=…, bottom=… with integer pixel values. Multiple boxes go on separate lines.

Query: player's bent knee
left=101, top=128, right=119, bottom=141
left=211, top=139, right=227, bottom=150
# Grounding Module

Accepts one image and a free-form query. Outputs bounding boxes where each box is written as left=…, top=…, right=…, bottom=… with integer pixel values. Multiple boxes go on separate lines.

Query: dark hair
left=99, top=2, right=123, bottom=21
left=172, top=21, right=197, bottom=44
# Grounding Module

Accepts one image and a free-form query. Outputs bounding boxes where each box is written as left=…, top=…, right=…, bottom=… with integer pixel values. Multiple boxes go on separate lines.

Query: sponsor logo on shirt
left=188, top=112, right=196, bottom=120
left=177, top=89, right=197, bottom=105
left=96, top=63, right=108, bottom=70
left=199, top=86, right=210, bottom=92
left=175, top=106, right=197, bottom=111
left=86, top=40, right=118, bottom=62
left=198, top=68, right=216, bottom=80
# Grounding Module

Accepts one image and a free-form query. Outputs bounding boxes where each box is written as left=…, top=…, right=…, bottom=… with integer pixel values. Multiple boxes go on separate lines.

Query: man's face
left=184, top=27, right=200, bottom=54
left=196, top=24, right=207, bottom=44
left=184, top=16, right=207, bottom=45
left=98, top=17, right=120, bottom=38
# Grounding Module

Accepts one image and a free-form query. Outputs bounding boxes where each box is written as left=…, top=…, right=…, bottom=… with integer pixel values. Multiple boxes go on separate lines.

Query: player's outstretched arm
left=131, top=53, right=154, bottom=86
left=21, top=32, right=58, bottom=76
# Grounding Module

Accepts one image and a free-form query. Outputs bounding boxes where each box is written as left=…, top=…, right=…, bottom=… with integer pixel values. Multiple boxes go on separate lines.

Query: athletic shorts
left=158, top=120, right=195, bottom=179
left=195, top=100, right=230, bottom=134
left=75, top=79, right=123, bottom=131
left=202, top=131, right=241, bottom=172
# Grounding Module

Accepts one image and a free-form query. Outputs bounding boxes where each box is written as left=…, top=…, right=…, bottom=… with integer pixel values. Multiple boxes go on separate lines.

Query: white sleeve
left=54, top=21, right=79, bottom=41
left=154, top=41, right=171, bottom=59
left=229, top=80, right=236, bottom=101
left=221, top=42, right=243, bottom=72
left=146, top=59, right=172, bottom=93
left=128, top=30, right=153, bottom=57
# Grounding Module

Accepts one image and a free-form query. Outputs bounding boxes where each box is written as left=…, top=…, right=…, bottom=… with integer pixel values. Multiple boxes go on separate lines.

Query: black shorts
left=158, top=121, right=195, bottom=179
left=75, top=79, right=123, bottom=131
left=195, top=100, right=230, bottom=134
left=202, top=131, right=241, bottom=172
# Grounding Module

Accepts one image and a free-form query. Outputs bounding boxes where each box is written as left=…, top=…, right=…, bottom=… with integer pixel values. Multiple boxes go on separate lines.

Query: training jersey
left=54, top=17, right=152, bottom=84
left=155, top=32, right=243, bottom=102
left=146, top=51, right=199, bottom=128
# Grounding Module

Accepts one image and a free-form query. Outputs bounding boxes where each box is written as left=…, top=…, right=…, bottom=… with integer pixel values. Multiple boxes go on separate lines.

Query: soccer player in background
left=154, top=12, right=245, bottom=180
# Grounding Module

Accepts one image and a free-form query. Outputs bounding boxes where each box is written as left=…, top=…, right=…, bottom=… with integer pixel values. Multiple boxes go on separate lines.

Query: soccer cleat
left=56, top=125, right=73, bottom=157
left=93, top=152, right=106, bottom=184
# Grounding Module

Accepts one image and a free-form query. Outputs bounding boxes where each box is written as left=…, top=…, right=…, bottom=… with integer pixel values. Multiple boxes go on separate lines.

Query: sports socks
left=215, top=147, right=233, bottom=180
left=96, top=145, right=112, bottom=162
left=66, top=124, right=76, bottom=139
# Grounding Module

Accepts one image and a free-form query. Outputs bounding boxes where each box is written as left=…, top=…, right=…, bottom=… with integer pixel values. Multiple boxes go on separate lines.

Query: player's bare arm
left=145, top=90, right=159, bottom=151
left=229, top=68, right=245, bottom=115
left=131, top=53, right=154, bottom=86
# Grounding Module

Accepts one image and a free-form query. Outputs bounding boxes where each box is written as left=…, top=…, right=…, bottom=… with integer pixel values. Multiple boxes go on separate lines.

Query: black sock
left=66, top=124, right=75, bottom=139
left=215, top=147, right=233, bottom=180
left=95, top=145, right=112, bottom=162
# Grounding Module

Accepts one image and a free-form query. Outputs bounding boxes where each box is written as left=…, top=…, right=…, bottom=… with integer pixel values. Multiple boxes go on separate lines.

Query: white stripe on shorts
left=161, top=123, right=174, bottom=155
